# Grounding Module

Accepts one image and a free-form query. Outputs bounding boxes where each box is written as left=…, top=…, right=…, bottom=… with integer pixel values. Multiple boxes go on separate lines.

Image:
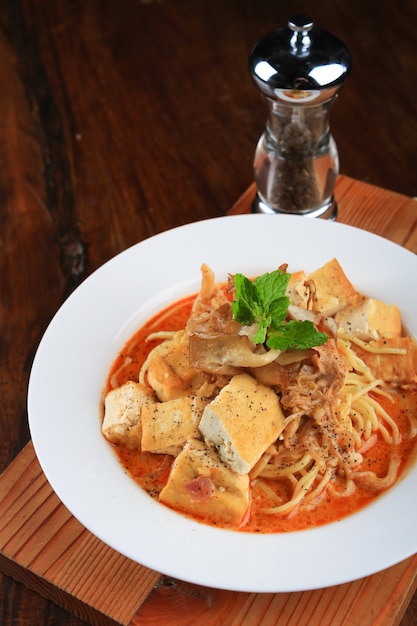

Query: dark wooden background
left=0, top=1, right=416, bottom=624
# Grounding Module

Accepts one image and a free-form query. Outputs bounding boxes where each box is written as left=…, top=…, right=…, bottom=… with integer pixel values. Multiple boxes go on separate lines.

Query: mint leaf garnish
left=232, top=269, right=328, bottom=351
left=267, top=320, right=329, bottom=350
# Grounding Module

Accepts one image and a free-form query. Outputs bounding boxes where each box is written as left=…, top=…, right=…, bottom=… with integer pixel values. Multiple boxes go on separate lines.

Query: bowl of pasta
left=28, top=214, right=417, bottom=592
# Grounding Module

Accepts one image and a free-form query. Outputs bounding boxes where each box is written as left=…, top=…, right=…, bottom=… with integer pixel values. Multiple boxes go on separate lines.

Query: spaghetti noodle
left=250, top=335, right=403, bottom=516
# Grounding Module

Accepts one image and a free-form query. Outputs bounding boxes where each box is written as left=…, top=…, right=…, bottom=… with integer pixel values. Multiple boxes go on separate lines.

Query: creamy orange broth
left=104, top=295, right=417, bottom=533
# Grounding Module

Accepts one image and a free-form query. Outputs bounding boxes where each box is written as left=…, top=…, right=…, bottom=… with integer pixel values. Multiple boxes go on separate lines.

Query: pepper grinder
left=249, top=15, right=351, bottom=219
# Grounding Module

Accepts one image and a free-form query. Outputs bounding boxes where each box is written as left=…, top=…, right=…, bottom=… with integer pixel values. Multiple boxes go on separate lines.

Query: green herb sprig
left=231, top=269, right=328, bottom=351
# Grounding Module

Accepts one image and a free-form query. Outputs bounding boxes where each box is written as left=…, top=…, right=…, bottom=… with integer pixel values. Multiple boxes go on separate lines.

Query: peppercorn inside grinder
left=249, top=15, right=351, bottom=219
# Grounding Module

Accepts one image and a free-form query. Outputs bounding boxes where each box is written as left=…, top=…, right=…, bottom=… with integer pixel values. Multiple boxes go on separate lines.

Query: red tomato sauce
left=104, top=295, right=417, bottom=533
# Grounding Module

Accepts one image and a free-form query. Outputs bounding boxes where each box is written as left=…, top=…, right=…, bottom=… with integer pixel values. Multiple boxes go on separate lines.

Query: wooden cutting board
left=1, top=175, right=416, bottom=626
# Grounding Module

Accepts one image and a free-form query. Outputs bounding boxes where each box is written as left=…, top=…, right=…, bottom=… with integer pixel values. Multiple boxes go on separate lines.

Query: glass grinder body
left=249, top=15, right=351, bottom=219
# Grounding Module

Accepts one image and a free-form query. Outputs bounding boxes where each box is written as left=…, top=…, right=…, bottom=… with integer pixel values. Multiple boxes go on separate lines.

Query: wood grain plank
left=0, top=443, right=160, bottom=626
left=336, top=176, right=417, bottom=252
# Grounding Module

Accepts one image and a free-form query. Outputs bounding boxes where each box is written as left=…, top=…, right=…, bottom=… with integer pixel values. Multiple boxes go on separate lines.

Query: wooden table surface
left=0, top=1, right=416, bottom=625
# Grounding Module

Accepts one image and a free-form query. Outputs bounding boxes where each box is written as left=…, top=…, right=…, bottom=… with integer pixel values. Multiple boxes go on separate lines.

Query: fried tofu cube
left=146, top=331, right=194, bottom=401
left=335, top=297, right=402, bottom=341
left=141, top=396, right=208, bottom=455
left=354, top=337, right=417, bottom=384
left=102, top=381, right=155, bottom=448
left=198, top=373, right=285, bottom=474
left=307, top=258, right=357, bottom=316
left=159, top=438, right=250, bottom=526
left=146, top=330, right=213, bottom=401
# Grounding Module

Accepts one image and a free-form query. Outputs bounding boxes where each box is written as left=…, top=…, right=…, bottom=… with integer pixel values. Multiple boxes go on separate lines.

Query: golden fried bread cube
left=102, top=381, right=155, bottom=448
left=141, top=396, right=208, bottom=455
left=307, top=258, right=357, bottom=316
left=198, top=373, right=285, bottom=474
left=354, top=337, right=417, bottom=384
left=159, top=438, right=250, bottom=526
left=335, top=297, right=402, bottom=340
